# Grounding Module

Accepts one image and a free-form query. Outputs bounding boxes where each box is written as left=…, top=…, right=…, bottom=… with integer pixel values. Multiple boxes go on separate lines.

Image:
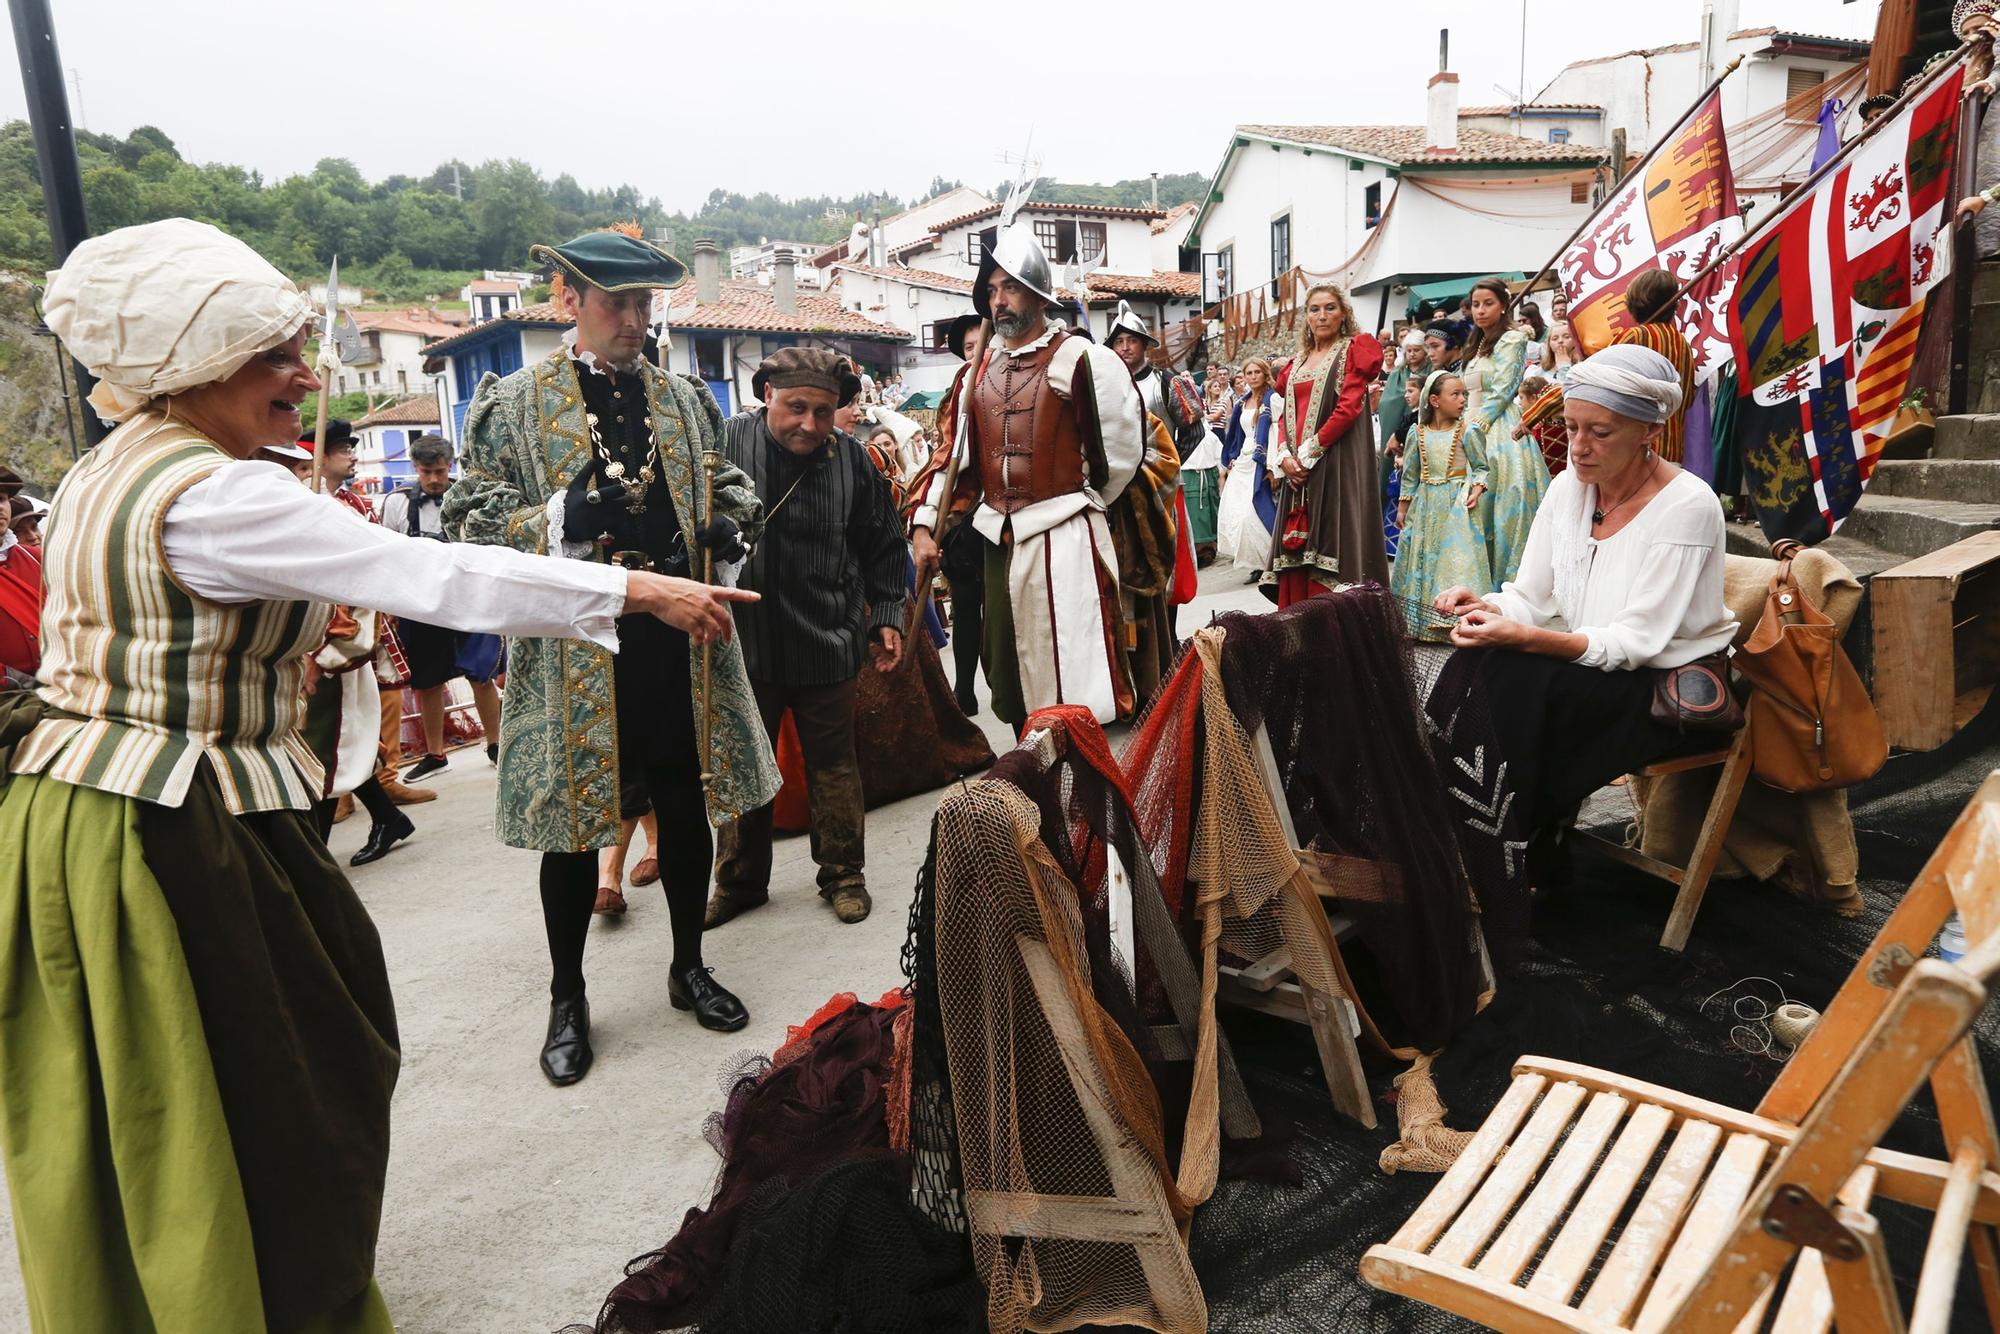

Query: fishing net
left=931, top=767, right=1207, bottom=1334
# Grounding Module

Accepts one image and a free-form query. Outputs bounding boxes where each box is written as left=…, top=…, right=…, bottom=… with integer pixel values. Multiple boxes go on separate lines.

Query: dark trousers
left=715, top=676, right=864, bottom=898
left=942, top=525, right=985, bottom=707
left=311, top=777, right=397, bottom=842
left=539, top=758, right=710, bottom=1001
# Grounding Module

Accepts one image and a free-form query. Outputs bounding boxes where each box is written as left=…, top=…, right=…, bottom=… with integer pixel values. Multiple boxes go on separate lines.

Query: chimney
left=692, top=238, right=720, bottom=305
left=772, top=247, right=797, bottom=316
left=1427, top=29, right=1459, bottom=152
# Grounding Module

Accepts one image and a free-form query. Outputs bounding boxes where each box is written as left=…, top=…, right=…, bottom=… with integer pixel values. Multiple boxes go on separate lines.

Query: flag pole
left=1662, top=39, right=1978, bottom=314
left=1948, top=69, right=1992, bottom=413
left=1509, top=54, right=1746, bottom=316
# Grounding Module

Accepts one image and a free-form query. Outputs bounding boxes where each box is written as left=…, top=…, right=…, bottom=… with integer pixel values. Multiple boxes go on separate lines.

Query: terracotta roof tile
left=931, top=199, right=1170, bottom=234
left=417, top=301, right=569, bottom=357
left=1458, top=103, right=1604, bottom=116
left=832, top=261, right=973, bottom=294
left=351, top=309, right=462, bottom=339
left=1239, top=124, right=1606, bottom=166
left=1085, top=270, right=1201, bottom=300
left=1150, top=201, right=1199, bottom=234
left=667, top=281, right=910, bottom=340
left=355, top=395, right=442, bottom=427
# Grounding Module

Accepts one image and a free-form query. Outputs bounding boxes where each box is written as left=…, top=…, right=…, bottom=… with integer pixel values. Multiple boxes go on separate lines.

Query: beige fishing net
left=932, top=776, right=1207, bottom=1334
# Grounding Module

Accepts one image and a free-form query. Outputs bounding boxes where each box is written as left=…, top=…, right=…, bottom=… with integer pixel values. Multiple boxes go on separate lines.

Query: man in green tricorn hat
left=443, top=230, right=781, bottom=1086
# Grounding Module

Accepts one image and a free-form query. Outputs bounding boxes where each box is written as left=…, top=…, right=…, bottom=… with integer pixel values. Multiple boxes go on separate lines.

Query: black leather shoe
left=349, top=810, right=415, bottom=866
left=402, top=752, right=448, bottom=782
left=539, top=996, right=592, bottom=1085
left=669, top=965, right=749, bottom=1032
left=487, top=742, right=499, bottom=765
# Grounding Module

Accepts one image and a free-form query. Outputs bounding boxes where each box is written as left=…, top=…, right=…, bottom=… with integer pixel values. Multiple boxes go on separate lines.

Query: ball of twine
left=1771, top=1001, right=1820, bottom=1050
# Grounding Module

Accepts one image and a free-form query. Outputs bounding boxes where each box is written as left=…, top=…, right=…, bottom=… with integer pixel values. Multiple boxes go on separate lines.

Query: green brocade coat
left=442, top=349, right=780, bottom=852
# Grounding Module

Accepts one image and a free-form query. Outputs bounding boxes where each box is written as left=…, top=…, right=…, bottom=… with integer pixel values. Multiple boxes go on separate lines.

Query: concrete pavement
left=0, top=561, right=1268, bottom=1332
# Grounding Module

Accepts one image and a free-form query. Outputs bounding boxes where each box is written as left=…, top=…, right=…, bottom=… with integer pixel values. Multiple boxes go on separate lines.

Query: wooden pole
left=1950, top=77, right=1992, bottom=416
left=699, top=448, right=718, bottom=795
left=1509, top=55, right=1746, bottom=317
left=1662, top=40, right=1979, bottom=315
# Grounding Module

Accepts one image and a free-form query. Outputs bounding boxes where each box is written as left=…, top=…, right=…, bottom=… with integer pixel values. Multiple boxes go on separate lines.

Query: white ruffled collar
left=0, top=528, right=14, bottom=559
left=562, top=327, right=644, bottom=377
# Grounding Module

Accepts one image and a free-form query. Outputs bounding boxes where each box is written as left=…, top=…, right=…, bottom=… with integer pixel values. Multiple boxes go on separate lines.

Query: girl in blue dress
left=1390, top=369, right=1492, bottom=640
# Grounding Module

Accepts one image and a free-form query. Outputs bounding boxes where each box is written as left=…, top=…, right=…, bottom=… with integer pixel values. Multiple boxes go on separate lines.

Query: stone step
left=1722, top=522, right=1904, bottom=580
left=1933, top=414, right=2000, bottom=460
left=1834, top=495, right=2000, bottom=559
left=1975, top=260, right=2000, bottom=309
left=1867, top=457, right=2000, bottom=503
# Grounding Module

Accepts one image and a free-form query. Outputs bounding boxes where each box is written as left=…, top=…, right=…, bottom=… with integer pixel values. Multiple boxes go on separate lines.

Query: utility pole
left=452, top=162, right=463, bottom=201
left=9, top=0, right=105, bottom=444
left=67, top=64, right=82, bottom=129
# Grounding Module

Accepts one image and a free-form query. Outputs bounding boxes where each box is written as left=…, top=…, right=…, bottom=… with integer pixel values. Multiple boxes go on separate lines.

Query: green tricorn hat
left=530, top=231, right=688, bottom=292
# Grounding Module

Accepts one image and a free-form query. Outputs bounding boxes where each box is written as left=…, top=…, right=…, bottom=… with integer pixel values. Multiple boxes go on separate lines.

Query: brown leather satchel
left=1733, top=540, right=1887, bottom=792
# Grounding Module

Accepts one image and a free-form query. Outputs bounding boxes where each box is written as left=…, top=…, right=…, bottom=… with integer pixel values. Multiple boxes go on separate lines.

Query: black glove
left=563, top=457, right=640, bottom=548
left=695, top=515, right=748, bottom=564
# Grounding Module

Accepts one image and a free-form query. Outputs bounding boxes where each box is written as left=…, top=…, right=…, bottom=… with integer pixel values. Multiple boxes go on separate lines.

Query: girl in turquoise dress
left=1462, top=277, right=1548, bottom=583
left=1390, top=370, right=1491, bottom=640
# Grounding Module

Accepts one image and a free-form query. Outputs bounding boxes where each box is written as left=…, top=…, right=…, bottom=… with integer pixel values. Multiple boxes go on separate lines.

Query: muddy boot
left=703, top=884, right=769, bottom=930
left=824, top=883, right=872, bottom=924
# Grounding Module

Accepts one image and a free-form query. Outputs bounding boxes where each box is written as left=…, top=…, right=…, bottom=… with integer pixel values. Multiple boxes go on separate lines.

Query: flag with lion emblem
left=1723, top=66, right=1964, bottom=546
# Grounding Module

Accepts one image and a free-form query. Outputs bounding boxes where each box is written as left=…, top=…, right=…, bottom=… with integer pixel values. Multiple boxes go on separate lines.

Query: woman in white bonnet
left=0, top=218, right=756, bottom=1333
left=1434, top=342, right=1737, bottom=885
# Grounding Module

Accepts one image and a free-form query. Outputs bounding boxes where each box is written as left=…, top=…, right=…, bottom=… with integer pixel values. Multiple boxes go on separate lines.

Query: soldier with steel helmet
left=908, top=227, right=1146, bottom=725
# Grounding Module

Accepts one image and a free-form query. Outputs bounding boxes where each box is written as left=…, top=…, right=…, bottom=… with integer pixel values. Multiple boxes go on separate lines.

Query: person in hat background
left=379, top=433, right=506, bottom=780
left=441, top=228, right=779, bottom=1084
left=3, top=216, right=752, bottom=1333
left=0, top=473, right=40, bottom=688
left=701, top=348, right=905, bottom=930
left=294, top=421, right=424, bottom=866
left=908, top=227, right=1146, bottom=726
left=1104, top=298, right=1192, bottom=700
left=910, top=312, right=989, bottom=715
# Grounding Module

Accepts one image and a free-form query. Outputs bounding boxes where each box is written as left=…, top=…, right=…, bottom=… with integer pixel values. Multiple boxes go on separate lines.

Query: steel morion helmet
left=973, top=225, right=1060, bottom=320
left=1105, top=299, right=1157, bottom=347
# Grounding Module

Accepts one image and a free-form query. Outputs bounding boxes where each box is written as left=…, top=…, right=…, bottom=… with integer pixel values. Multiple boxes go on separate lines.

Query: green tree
left=471, top=159, right=554, bottom=268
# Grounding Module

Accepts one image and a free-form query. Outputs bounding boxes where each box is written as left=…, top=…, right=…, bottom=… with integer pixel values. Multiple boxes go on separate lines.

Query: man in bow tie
left=378, top=432, right=505, bottom=781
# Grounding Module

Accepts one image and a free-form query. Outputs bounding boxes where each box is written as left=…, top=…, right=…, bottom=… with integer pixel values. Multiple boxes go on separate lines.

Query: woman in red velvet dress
left=1262, top=282, right=1389, bottom=605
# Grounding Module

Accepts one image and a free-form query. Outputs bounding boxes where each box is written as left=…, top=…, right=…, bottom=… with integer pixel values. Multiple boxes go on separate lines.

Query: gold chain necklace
left=585, top=384, right=660, bottom=515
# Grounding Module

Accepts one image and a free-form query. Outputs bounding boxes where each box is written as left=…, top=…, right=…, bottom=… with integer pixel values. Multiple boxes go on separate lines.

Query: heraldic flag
left=1560, top=88, right=1740, bottom=378
left=1724, top=66, right=1965, bottom=546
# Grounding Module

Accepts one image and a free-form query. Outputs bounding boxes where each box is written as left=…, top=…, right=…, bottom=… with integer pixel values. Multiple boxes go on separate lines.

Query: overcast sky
left=2, top=0, right=1878, bottom=213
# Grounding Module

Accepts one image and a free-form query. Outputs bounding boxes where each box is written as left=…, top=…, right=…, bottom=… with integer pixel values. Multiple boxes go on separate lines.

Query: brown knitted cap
left=752, top=347, right=862, bottom=407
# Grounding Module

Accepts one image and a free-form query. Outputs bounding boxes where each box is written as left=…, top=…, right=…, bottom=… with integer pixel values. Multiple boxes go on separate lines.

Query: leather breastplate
left=972, top=333, right=1089, bottom=515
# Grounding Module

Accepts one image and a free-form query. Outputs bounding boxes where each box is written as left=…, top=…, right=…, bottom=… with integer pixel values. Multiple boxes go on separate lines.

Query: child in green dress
left=1390, top=371, right=1494, bottom=639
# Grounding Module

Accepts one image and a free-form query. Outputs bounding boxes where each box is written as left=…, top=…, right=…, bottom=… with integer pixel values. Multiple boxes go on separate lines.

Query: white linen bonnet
left=43, top=218, right=314, bottom=424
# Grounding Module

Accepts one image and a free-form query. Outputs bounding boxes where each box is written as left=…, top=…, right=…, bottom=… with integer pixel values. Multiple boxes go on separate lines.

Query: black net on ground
left=1185, top=687, right=2000, bottom=1332
left=901, top=821, right=971, bottom=1237
left=1208, top=589, right=1497, bottom=1052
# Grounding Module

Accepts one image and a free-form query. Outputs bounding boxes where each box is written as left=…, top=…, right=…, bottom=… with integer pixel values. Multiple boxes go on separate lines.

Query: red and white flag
left=1721, top=67, right=1966, bottom=545
left=1561, top=89, right=1741, bottom=379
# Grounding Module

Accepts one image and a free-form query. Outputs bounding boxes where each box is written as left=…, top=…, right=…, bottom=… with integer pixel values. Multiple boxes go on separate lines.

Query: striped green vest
left=10, top=413, right=332, bottom=813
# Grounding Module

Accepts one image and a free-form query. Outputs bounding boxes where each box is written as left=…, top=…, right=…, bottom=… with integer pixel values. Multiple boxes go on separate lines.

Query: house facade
left=463, top=276, right=525, bottom=322
left=1534, top=26, right=1871, bottom=200
left=1188, top=87, right=1606, bottom=337
left=730, top=239, right=830, bottom=288
left=420, top=243, right=909, bottom=441
left=333, top=309, right=460, bottom=398
left=350, top=394, right=444, bottom=497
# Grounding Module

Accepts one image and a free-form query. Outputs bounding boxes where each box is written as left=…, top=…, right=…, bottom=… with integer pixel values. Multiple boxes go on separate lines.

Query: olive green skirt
left=0, top=696, right=398, bottom=1332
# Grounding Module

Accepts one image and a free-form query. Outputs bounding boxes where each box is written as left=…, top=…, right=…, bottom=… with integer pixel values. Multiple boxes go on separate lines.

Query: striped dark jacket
left=722, top=409, right=908, bottom=685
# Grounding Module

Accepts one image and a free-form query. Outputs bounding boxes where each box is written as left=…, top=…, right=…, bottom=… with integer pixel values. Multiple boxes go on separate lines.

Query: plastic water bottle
left=1939, top=913, right=1968, bottom=965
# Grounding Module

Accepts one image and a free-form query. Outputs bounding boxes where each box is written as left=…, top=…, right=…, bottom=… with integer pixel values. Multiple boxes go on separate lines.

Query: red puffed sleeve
left=1315, top=333, right=1383, bottom=448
